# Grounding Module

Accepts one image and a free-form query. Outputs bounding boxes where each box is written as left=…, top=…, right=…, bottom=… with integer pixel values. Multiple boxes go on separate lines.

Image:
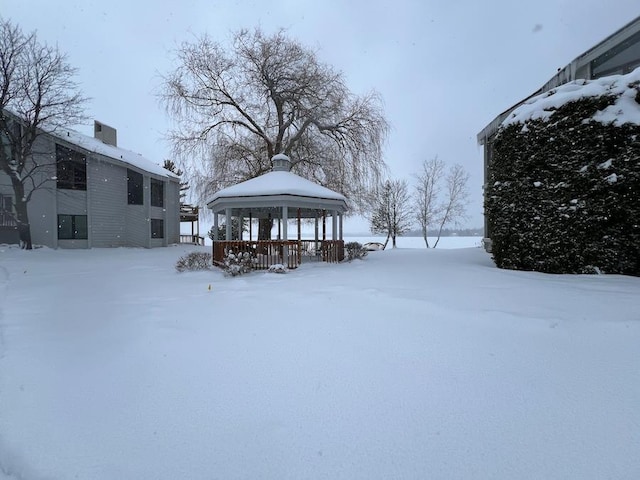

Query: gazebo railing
left=213, top=240, right=344, bottom=269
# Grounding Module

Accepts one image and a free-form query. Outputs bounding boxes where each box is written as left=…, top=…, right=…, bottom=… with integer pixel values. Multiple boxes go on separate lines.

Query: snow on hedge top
left=503, top=66, right=640, bottom=128
left=212, top=170, right=346, bottom=201
left=53, top=128, right=176, bottom=178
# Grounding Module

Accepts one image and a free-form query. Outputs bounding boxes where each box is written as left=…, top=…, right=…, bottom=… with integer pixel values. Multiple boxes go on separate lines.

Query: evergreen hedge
left=486, top=94, right=640, bottom=275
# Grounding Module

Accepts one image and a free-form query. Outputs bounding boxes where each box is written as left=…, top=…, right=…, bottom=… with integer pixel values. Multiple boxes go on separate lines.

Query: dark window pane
left=127, top=169, right=144, bottom=205
left=74, top=215, right=88, bottom=239
left=58, top=214, right=88, bottom=240
left=58, top=215, right=73, bottom=239
left=151, top=218, right=164, bottom=238
left=151, top=179, right=164, bottom=207
left=56, top=144, right=87, bottom=190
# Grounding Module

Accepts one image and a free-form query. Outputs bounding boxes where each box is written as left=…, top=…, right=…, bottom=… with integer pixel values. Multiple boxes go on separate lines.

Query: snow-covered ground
left=0, top=241, right=639, bottom=480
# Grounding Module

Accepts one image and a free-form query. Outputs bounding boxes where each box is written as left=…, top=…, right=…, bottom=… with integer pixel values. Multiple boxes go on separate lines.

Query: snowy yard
left=0, top=241, right=639, bottom=479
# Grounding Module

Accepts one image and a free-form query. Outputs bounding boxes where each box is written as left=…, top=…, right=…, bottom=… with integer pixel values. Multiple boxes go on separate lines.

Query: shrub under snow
left=222, top=249, right=254, bottom=277
left=486, top=68, right=640, bottom=276
left=344, top=241, right=368, bottom=261
left=175, top=251, right=213, bottom=272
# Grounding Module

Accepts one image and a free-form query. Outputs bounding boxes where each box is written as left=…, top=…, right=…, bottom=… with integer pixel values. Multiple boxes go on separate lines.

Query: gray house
left=0, top=119, right=180, bottom=248
left=477, top=15, right=640, bottom=251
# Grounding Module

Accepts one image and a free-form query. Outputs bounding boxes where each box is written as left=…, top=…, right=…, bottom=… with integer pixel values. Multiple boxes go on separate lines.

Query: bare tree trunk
left=382, top=233, right=390, bottom=250
left=433, top=222, right=445, bottom=248
left=422, top=227, right=430, bottom=248
left=258, top=218, right=273, bottom=240
left=433, top=236, right=442, bottom=248
left=392, top=233, right=397, bottom=248
left=11, top=179, right=32, bottom=249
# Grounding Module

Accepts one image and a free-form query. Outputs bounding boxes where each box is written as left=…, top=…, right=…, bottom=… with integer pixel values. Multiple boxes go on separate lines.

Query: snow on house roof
left=52, top=128, right=177, bottom=179
left=502, top=66, right=640, bottom=128
left=210, top=170, right=347, bottom=202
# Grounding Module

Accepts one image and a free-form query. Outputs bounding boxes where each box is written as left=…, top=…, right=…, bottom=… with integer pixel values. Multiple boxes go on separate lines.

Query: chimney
left=271, top=153, right=291, bottom=172
left=94, top=120, right=117, bottom=147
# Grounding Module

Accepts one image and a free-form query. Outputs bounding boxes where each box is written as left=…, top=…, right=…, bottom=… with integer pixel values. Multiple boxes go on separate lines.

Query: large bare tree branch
left=158, top=27, right=389, bottom=217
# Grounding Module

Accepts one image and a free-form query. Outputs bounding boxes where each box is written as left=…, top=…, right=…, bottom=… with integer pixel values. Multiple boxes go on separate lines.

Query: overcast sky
left=4, top=1, right=640, bottom=230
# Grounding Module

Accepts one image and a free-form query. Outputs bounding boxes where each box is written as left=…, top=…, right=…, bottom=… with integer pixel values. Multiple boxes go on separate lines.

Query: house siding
left=164, top=179, right=180, bottom=244
left=89, top=158, right=127, bottom=247
left=126, top=204, right=149, bottom=248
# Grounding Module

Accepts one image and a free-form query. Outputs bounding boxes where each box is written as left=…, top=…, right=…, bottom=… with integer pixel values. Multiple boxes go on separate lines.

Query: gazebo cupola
left=272, top=153, right=292, bottom=172
left=207, top=154, right=348, bottom=268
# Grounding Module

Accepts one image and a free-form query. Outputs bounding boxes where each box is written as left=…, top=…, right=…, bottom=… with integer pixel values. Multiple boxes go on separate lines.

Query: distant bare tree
left=0, top=18, right=87, bottom=249
left=370, top=179, right=412, bottom=249
left=159, top=27, right=389, bottom=238
left=414, top=156, right=444, bottom=247
left=432, top=164, right=470, bottom=248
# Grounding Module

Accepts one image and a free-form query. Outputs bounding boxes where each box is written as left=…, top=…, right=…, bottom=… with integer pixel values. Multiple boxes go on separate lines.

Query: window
left=127, top=169, right=144, bottom=205
left=150, top=178, right=164, bottom=207
left=1, top=195, right=15, bottom=226
left=150, top=218, right=164, bottom=239
left=56, top=144, right=87, bottom=190
left=58, top=214, right=88, bottom=240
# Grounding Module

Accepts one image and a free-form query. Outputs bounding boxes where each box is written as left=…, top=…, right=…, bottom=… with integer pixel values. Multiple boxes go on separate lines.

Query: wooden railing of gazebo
left=213, top=240, right=345, bottom=269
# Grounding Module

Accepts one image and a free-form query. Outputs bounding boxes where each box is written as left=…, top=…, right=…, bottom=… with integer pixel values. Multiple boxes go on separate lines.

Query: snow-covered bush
left=175, top=251, right=212, bottom=272
left=268, top=264, right=287, bottom=274
left=486, top=73, right=640, bottom=276
left=222, top=249, right=254, bottom=277
left=344, top=241, right=368, bottom=261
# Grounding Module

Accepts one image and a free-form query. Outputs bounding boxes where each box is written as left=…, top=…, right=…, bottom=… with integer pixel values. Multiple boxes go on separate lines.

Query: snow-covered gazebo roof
left=207, top=154, right=347, bottom=218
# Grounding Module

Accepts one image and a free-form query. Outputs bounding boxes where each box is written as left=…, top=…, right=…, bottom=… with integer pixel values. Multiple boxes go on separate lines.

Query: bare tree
left=414, top=156, right=444, bottom=247
left=0, top=18, right=87, bottom=249
left=159, top=28, right=389, bottom=238
left=369, top=179, right=412, bottom=249
left=432, top=164, right=470, bottom=248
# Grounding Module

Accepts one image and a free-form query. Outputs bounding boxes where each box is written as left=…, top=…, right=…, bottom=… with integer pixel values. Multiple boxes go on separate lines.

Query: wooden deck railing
left=180, top=234, right=205, bottom=246
left=1, top=211, right=17, bottom=227
left=213, top=240, right=344, bottom=269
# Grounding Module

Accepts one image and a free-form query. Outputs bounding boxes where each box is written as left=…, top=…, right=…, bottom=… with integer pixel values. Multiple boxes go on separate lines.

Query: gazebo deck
left=213, top=239, right=345, bottom=269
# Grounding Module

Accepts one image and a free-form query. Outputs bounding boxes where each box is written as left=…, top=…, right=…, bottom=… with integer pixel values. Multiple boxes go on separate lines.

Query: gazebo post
left=332, top=210, right=338, bottom=241
left=225, top=208, right=232, bottom=241
left=196, top=207, right=200, bottom=240
left=212, top=211, right=219, bottom=264
left=249, top=212, right=252, bottom=241
left=314, top=212, right=319, bottom=255
left=322, top=210, right=326, bottom=261
left=238, top=214, right=243, bottom=241
left=322, top=210, right=326, bottom=241
left=297, top=208, right=302, bottom=265
left=282, top=205, right=289, bottom=266
left=339, top=212, right=343, bottom=241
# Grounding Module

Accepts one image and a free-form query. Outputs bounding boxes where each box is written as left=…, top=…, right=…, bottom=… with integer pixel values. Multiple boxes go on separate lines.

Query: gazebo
left=207, top=154, right=348, bottom=269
